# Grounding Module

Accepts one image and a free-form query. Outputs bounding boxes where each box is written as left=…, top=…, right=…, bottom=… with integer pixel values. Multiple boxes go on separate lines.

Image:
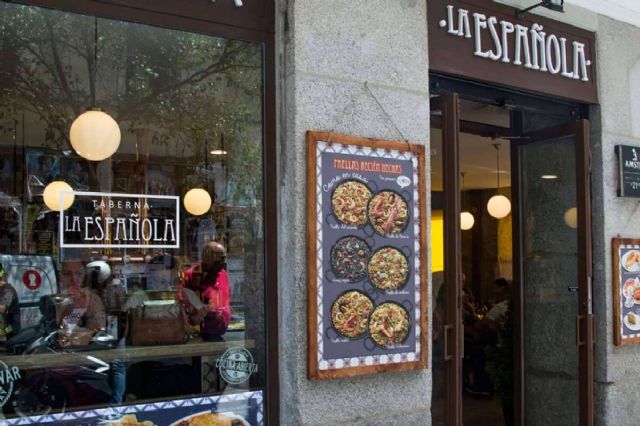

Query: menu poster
left=307, top=131, right=428, bottom=380
left=613, top=238, right=640, bottom=345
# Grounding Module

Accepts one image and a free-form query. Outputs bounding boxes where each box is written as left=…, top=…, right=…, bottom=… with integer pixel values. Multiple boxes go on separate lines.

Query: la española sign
left=60, top=192, right=180, bottom=249
left=428, top=0, right=597, bottom=104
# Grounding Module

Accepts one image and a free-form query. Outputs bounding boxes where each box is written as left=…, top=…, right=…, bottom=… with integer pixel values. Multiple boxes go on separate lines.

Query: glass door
left=512, top=120, right=594, bottom=426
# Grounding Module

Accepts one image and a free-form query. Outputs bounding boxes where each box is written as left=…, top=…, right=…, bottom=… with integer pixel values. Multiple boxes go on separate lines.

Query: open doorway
left=429, top=78, right=594, bottom=426
left=431, top=99, right=515, bottom=426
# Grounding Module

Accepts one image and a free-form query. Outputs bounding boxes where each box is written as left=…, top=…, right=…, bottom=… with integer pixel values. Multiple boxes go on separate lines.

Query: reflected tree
left=0, top=3, right=263, bottom=206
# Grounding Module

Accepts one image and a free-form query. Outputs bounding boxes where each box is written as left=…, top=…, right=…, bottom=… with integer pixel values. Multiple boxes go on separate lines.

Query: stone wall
left=590, top=15, right=640, bottom=426
left=276, top=1, right=431, bottom=424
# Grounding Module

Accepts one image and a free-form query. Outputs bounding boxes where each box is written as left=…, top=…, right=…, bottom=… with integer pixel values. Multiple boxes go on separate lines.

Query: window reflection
left=0, top=2, right=265, bottom=419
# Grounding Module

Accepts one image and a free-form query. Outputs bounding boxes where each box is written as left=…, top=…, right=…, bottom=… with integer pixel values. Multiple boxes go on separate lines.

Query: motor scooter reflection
left=4, top=295, right=114, bottom=417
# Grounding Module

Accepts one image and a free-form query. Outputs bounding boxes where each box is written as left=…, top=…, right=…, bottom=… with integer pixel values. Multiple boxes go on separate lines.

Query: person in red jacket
left=183, top=241, right=230, bottom=341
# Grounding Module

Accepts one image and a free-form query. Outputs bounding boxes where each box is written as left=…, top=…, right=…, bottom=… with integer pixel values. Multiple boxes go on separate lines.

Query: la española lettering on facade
left=439, top=4, right=591, bottom=82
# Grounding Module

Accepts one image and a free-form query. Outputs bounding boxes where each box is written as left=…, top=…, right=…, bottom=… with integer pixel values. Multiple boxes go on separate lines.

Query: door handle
left=590, top=314, right=596, bottom=345
left=576, top=314, right=586, bottom=346
left=444, top=324, right=453, bottom=361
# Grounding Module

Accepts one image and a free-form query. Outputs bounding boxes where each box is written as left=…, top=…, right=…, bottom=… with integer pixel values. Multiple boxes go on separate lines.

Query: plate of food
left=330, top=236, right=371, bottom=281
left=171, top=411, right=249, bottom=426
left=367, top=190, right=409, bottom=235
left=331, top=180, right=372, bottom=226
left=330, top=290, right=374, bottom=339
left=367, top=247, right=410, bottom=291
left=624, top=312, right=640, bottom=331
left=623, top=277, right=640, bottom=304
left=101, top=414, right=156, bottom=426
left=622, top=250, right=640, bottom=272
left=368, top=302, right=410, bottom=348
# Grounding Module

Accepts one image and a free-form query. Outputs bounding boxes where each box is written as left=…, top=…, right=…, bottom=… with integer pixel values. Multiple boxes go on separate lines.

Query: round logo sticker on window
left=216, top=347, right=258, bottom=385
left=22, top=270, right=42, bottom=290
left=0, top=361, right=20, bottom=407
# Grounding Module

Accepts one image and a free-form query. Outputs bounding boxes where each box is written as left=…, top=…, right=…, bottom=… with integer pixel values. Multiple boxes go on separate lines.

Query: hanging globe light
left=460, top=211, right=475, bottom=230
left=43, top=181, right=74, bottom=211
left=183, top=188, right=212, bottom=216
left=69, top=22, right=121, bottom=162
left=487, top=194, right=511, bottom=219
left=459, top=172, right=475, bottom=230
left=486, top=143, right=511, bottom=219
left=70, top=109, right=121, bottom=161
left=564, top=207, right=578, bottom=229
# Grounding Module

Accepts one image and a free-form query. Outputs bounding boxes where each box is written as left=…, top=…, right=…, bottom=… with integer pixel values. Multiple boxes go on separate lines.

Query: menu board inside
left=613, top=238, right=640, bottom=345
left=307, top=131, right=427, bottom=379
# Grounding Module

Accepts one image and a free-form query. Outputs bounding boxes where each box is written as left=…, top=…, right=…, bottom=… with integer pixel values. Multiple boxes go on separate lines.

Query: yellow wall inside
left=431, top=210, right=444, bottom=272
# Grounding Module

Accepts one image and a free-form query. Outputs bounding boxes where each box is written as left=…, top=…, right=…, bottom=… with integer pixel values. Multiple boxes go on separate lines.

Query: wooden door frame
left=432, top=80, right=594, bottom=425
left=436, top=93, right=464, bottom=426
left=511, top=119, right=594, bottom=426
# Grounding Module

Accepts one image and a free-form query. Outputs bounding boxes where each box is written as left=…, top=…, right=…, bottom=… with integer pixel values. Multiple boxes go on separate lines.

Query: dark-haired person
left=0, top=263, right=20, bottom=339
left=183, top=241, right=230, bottom=341
left=60, top=259, right=105, bottom=333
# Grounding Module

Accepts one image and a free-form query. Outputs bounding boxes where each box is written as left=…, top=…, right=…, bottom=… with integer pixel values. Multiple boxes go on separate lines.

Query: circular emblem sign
left=216, top=347, right=257, bottom=385
left=0, top=360, right=19, bottom=407
left=22, top=270, right=42, bottom=290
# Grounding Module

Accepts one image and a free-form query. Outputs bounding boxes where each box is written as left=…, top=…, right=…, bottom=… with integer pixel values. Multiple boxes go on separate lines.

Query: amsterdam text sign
left=617, top=145, right=640, bottom=197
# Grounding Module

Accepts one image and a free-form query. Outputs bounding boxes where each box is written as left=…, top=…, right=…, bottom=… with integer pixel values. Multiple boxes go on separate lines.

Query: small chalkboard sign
left=617, top=145, right=640, bottom=197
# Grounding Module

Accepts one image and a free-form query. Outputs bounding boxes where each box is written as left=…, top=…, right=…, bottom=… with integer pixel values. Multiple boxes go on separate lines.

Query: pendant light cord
left=461, top=172, right=466, bottom=206
left=494, top=143, right=501, bottom=189
left=92, top=17, right=98, bottom=107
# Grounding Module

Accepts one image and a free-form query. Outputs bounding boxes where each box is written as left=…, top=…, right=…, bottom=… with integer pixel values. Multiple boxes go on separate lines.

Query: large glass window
left=0, top=2, right=266, bottom=424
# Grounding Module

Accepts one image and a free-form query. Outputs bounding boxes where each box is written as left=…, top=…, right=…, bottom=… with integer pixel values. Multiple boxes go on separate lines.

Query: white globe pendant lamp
left=487, top=143, right=511, bottom=219
left=461, top=211, right=475, bottom=230
left=184, top=188, right=212, bottom=216
left=487, top=194, right=511, bottom=219
left=460, top=172, right=475, bottom=230
left=69, top=20, right=121, bottom=162
left=43, top=181, right=75, bottom=211
left=70, top=108, right=121, bottom=161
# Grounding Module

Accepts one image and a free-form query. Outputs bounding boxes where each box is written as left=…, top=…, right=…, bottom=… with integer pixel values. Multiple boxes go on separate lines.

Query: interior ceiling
left=431, top=99, right=512, bottom=192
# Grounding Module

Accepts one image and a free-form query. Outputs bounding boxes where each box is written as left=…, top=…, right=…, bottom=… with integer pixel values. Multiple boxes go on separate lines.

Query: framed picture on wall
left=306, top=131, right=428, bottom=380
left=612, top=237, right=640, bottom=345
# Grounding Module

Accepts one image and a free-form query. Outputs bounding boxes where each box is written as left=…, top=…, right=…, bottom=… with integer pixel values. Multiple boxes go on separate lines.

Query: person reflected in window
left=60, top=259, right=105, bottom=333
left=0, top=263, right=20, bottom=340
left=183, top=241, right=230, bottom=341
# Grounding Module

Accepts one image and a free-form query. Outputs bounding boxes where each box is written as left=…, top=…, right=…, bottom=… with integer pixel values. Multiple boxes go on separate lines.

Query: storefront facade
left=0, top=0, right=639, bottom=425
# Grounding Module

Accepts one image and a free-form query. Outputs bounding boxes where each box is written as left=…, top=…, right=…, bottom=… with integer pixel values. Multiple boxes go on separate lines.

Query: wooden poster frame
left=612, top=237, right=640, bottom=346
left=306, top=131, right=428, bottom=380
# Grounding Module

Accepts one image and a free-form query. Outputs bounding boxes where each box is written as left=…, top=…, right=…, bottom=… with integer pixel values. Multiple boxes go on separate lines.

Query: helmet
left=86, top=260, right=111, bottom=284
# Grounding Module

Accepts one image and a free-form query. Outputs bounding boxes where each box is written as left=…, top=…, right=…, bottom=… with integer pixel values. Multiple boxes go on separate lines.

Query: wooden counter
left=1, top=335, right=253, bottom=370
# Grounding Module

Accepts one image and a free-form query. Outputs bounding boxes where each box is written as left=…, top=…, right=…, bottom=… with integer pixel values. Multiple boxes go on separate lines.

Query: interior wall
left=277, top=1, right=431, bottom=425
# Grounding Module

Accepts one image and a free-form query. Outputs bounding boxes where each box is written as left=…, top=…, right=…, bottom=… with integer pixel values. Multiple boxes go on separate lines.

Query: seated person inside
left=59, top=258, right=106, bottom=346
